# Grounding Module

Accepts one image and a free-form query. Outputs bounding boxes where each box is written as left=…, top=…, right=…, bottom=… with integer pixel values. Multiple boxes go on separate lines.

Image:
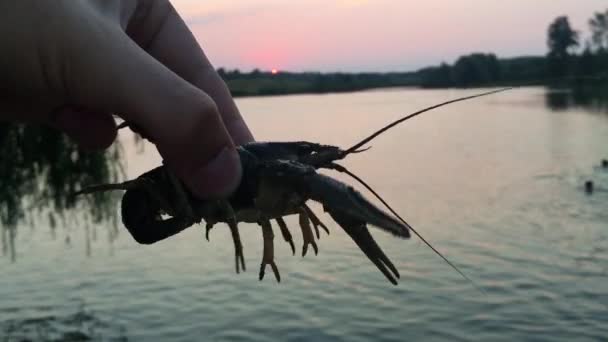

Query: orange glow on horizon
left=271, top=68, right=278, bottom=74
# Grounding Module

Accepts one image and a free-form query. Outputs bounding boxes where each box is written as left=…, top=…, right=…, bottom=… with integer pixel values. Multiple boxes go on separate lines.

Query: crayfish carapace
left=76, top=88, right=509, bottom=286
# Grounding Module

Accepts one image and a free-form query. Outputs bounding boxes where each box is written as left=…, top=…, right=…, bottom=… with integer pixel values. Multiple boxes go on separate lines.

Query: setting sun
left=271, top=68, right=278, bottom=74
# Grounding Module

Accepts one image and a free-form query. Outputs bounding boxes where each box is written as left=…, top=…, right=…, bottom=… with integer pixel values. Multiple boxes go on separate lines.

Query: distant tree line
left=217, top=68, right=420, bottom=97
left=416, top=54, right=554, bottom=88
left=418, top=9, right=608, bottom=88
left=214, top=8, right=608, bottom=94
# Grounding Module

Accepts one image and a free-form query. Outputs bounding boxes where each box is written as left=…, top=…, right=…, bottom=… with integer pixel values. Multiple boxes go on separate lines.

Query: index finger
left=127, top=0, right=254, bottom=145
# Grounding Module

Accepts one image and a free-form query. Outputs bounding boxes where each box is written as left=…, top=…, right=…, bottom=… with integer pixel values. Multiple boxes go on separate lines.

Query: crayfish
left=76, top=88, right=509, bottom=286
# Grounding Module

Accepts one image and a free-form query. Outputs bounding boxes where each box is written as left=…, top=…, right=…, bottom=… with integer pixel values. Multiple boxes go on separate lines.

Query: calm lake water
left=2, top=87, right=607, bottom=341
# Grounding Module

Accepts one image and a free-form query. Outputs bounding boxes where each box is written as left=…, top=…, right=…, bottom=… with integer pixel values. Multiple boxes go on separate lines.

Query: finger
left=128, top=1, right=254, bottom=144
left=65, top=18, right=240, bottom=198
left=0, top=98, right=116, bottom=150
left=51, top=107, right=117, bottom=150
left=0, top=95, right=59, bottom=123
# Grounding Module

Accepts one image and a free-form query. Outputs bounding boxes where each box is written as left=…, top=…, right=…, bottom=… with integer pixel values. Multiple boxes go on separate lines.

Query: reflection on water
left=545, top=84, right=608, bottom=112
left=2, top=87, right=608, bottom=341
left=1, top=225, right=16, bottom=262
left=0, top=124, right=123, bottom=264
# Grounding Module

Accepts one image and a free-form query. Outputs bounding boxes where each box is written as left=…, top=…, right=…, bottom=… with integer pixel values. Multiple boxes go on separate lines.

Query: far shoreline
left=229, top=82, right=591, bottom=100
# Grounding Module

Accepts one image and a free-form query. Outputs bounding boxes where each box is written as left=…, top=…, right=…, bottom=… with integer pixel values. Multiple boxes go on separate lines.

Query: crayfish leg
left=218, top=200, right=246, bottom=274
left=275, top=217, right=295, bottom=256
left=205, top=223, right=214, bottom=241
left=228, top=220, right=246, bottom=274
left=298, top=208, right=318, bottom=257
left=303, top=204, right=330, bottom=238
left=259, top=220, right=281, bottom=282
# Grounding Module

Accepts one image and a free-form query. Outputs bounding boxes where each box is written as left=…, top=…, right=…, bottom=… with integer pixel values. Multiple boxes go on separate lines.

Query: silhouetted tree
left=589, top=9, right=608, bottom=52
left=547, top=16, right=579, bottom=58
left=547, top=16, right=579, bottom=78
left=216, top=67, right=226, bottom=78
left=419, top=63, right=453, bottom=88
left=576, top=46, right=596, bottom=76
left=451, top=53, right=501, bottom=87
left=499, top=56, right=547, bottom=83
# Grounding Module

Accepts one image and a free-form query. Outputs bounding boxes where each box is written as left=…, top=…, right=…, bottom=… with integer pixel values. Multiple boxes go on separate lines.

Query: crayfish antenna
left=342, top=87, right=514, bottom=156
left=329, top=162, right=485, bottom=294
left=350, top=146, right=372, bottom=154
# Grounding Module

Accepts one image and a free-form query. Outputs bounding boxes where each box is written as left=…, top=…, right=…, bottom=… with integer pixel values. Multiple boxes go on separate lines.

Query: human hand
left=0, top=0, right=253, bottom=198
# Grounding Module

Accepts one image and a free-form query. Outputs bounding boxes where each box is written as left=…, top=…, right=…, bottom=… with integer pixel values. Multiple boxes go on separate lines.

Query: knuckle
left=182, top=93, right=223, bottom=138
left=156, top=89, right=221, bottom=142
left=194, top=93, right=220, bottom=120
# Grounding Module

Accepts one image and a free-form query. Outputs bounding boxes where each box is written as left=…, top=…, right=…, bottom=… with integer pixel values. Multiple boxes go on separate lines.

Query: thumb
left=65, top=21, right=241, bottom=198
left=50, top=107, right=117, bottom=151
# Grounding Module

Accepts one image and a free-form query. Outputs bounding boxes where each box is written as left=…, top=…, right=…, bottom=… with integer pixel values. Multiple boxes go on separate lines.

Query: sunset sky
left=172, top=0, right=606, bottom=72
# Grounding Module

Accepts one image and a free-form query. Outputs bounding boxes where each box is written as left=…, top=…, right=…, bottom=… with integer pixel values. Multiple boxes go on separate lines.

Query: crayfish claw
left=306, top=173, right=410, bottom=239
left=275, top=217, right=296, bottom=256
left=298, top=209, right=318, bottom=257
left=328, top=210, right=400, bottom=285
left=259, top=220, right=281, bottom=282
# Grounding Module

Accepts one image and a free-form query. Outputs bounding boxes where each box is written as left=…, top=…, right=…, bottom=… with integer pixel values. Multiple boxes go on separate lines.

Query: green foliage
left=220, top=70, right=420, bottom=97
left=498, top=56, right=548, bottom=83
left=418, top=55, right=547, bottom=88
left=0, top=123, right=122, bottom=232
left=419, top=11, right=608, bottom=89
left=589, top=9, right=608, bottom=52
left=547, top=16, right=579, bottom=58
left=451, top=53, right=501, bottom=87
left=546, top=16, right=579, bottom=78
left=416, top=63, right=452, bottom=88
